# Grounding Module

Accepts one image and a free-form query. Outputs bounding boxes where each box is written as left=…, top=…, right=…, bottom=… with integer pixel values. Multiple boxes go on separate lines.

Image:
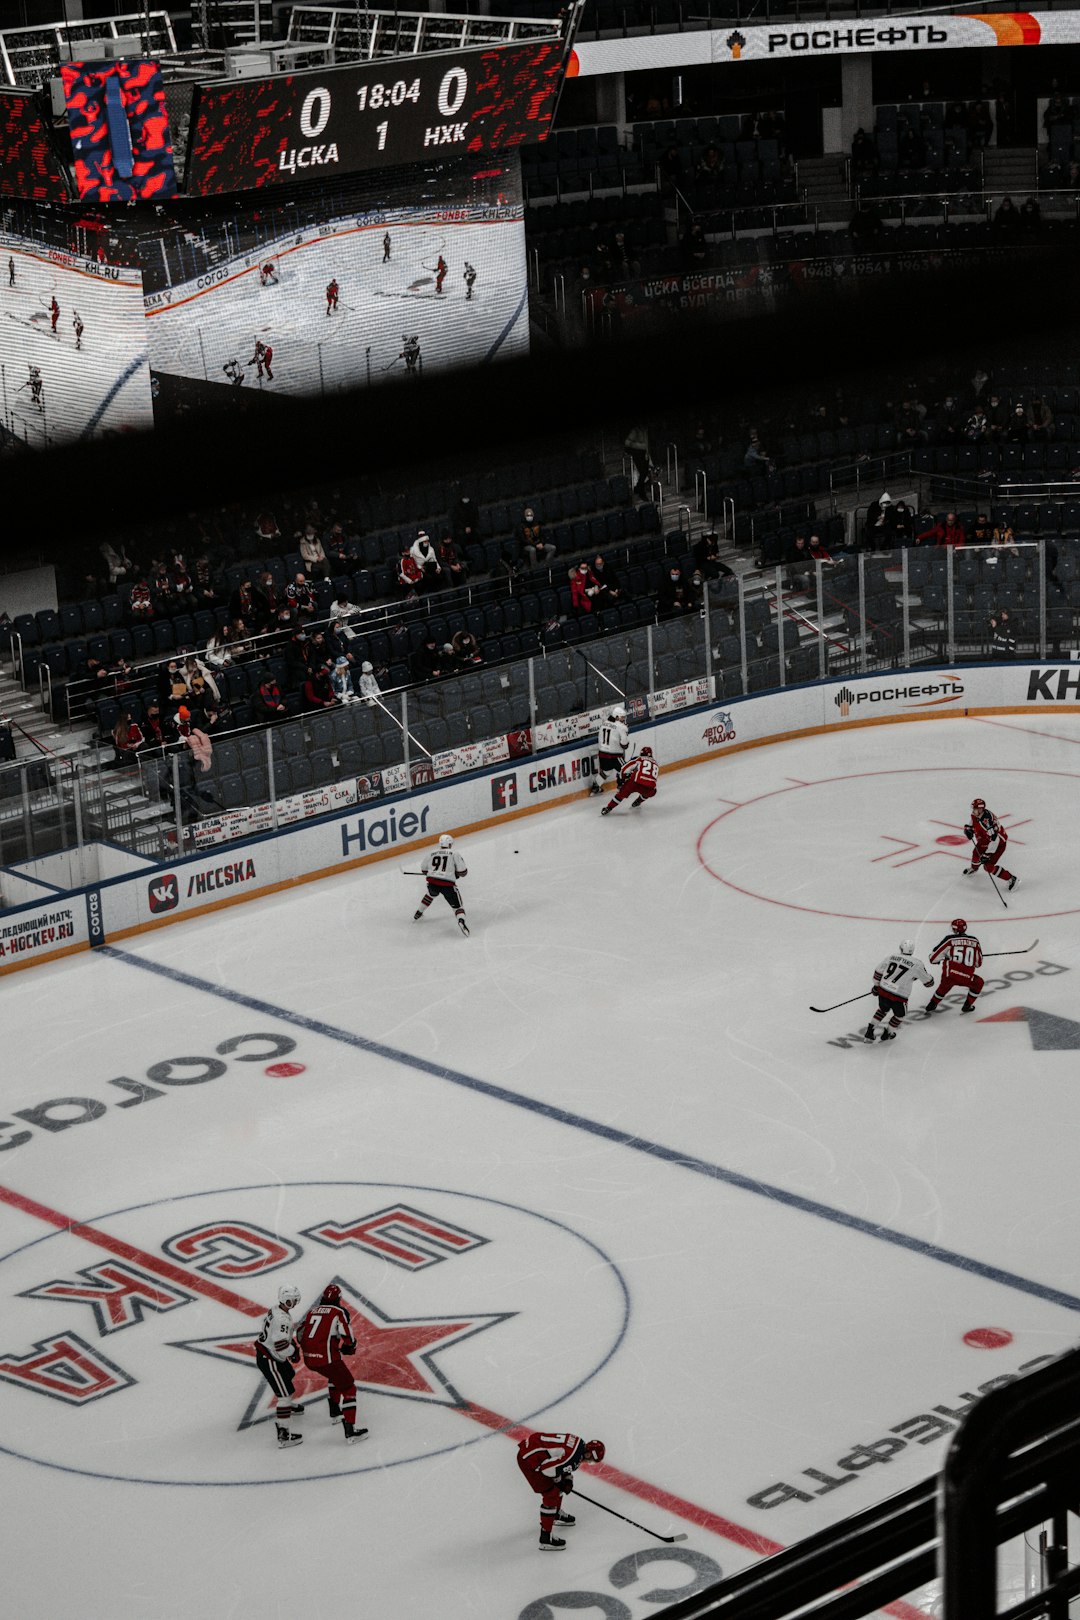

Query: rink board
left=0, top=658, right=1075, bottom=976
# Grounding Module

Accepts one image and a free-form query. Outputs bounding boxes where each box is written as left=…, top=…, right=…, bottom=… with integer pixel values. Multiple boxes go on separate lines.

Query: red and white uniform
left=254, top=1304, right=300, bottom=1406
left=129, top=582, right=153, bottom=618
left=596, top=715, right=628, bottom=774
left=435, top=257, right=448, bottom=294
left=326, top=279, right=339, bottom=313
left=517, top=1432, right=587, bottom=1531
left=299, top=1298, right=358, bottom=1427
left=607, top=751, right=659, bottom=809
left=967, top=806, right=1014, bottom=881
left=929, top=931, right=984, bottom=1006
left=872, top=950, right=933, bottom=1008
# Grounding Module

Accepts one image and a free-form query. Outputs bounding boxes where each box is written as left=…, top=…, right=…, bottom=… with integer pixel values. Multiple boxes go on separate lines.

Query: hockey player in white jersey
left=865, top=941, right=934, bottom=1042
left=589, top=704, right=629, bottom=795
left=414, top=833, right=470, bottom=935
left=254, top=1281, right=305, bottom=1448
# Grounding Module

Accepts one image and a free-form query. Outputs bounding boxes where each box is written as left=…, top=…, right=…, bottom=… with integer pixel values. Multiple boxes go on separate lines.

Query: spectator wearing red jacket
left=398, top=550, right=423, bottom=594
left=570, top=561, right=600, bottom=615
left=917, top=510, right=966, bottom=548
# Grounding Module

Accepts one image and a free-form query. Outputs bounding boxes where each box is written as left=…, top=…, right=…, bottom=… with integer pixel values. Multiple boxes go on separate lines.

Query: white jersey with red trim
left=255, top=1305, right=298, bottom=1364
left=421, top=847, right=468, bottom=887
left=597, top=718, right=628, bottom=757
left=873, top=951, right=934, bottom=1001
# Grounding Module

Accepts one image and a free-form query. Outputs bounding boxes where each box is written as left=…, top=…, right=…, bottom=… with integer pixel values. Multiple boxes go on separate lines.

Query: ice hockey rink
left=3, top=710, right=1079, bottom=1619
left=146, top=216, right=529, bottom=399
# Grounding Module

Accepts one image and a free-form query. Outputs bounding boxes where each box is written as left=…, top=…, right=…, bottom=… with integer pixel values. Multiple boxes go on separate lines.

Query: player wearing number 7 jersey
left=925, top=920, right=984, bottom=1015
left=865, top=941, right=934, bottom=1043
left=299, top=1283, right=367, bottom=1444
left=516, top=1431, right=606, bottom=1549
left=414, top=833, right=469, bottom=935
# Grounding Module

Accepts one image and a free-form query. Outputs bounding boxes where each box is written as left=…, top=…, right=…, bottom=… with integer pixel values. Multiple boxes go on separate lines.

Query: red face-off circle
left=264, top=1062, right=306, bottom=1077
left=963, top=1326, right=1013, bottom=1349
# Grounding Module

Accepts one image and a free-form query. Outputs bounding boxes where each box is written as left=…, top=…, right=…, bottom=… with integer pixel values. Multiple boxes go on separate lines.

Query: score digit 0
left=300, top=87, right=332, bottom=138
left=437, top=67, right=468, bottom=118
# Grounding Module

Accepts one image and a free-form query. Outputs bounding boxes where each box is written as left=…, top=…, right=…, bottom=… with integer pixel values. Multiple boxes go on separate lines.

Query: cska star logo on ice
left=0, top=1180, right=627, bottom=1487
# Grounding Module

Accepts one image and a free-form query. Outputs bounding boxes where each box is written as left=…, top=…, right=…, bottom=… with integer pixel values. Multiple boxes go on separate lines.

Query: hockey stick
left=986, top=867, right=1009, bottom=909
left=573, top=645, right=626, bottom=700
left=400, top=869, right=424, bottom=876
left=983, top=940, right=1038, bottom=957
left=571, top=1489, right=687, bottom=1544
left=810, top=990, right=873, bottom=1013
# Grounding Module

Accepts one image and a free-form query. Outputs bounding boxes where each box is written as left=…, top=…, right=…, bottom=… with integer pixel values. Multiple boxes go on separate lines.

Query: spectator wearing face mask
left=521, top=507, right=555, bottom=568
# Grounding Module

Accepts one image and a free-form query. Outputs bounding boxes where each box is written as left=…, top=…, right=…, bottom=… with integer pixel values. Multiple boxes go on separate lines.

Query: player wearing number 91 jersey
left=925, top=920, right=985, bottom=1015
left=414, top=833, right=470, bottom=935
left=865, top=941, right=934, bottom=1043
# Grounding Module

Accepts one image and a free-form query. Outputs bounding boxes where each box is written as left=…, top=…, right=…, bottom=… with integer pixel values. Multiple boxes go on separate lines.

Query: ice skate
left=960, top=1002, right=976, bottom=1014
left=864, top=1024, right=877, bottom=1042
left=555, top=1511, right=576, bottom=1527
left=344, top=1423, right=369, bottom=1444
left=457, top=915, right=470, bottom=937
left=600, top=804, right=613, bottom=816
left=631, top=795, right=643, bottom=807
left=1007, top=875, right=1020, bottom=891
left=589, top=781, right=601, bottom=796
left=413, top=909, right=424, bottom=921
left=276, top=1428, right=303, bottom=1449
left=539, top=1532, right=566, bottom=1550
left=881, top=1029, right=897, bottom=1040
left=962, top=864, right=979, bottom=876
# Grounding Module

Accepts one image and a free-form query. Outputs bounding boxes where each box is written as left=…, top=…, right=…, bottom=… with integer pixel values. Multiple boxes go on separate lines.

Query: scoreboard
left=186, top=38, right=566, bottom=195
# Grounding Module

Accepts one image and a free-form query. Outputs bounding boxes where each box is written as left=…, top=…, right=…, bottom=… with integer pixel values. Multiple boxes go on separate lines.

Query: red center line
left=0, top=1182, right=932, bottom=1617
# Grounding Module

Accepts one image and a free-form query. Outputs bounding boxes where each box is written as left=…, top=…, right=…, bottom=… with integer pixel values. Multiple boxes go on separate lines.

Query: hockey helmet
left=951, top=918, right=968, bottom=935
left=583, top=1439, right=606, bottom=1464
left=610, top=705, right=626, bottom=721
left=899, top=940, right=915, bottom=956
left=321, top=1284, right=342, bottom=1305
left=278, top=1282, right=301, bottom=1311
left=640, top=746, right=653, bottom=756
left=439, top=834, right=453, bottom=849
left=971, top=797, right=986, bottom=813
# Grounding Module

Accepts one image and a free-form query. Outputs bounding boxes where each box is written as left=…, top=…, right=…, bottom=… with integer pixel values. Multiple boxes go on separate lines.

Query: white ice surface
left=3, top=712, right=1079, bottom=1619
left=146, top=217, right=528, bottom=397
left=0, top=245, right=153, bottom=447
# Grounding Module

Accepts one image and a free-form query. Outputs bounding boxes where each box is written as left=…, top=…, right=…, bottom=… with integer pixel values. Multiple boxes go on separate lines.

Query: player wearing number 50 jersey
left=414, top=833, right=469, bottom=935
left=299, top=1283, right=367, bottom=1444
left=516, top=1431, right=606, bottom=1550
left=925, top=920, right=985, bottom=1015
left=865, top=941, right=933, bottom=1043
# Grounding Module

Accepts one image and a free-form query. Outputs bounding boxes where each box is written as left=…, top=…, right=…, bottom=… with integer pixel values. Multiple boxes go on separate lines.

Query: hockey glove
left=557, top=1471, right=574, bottom=1495
left=964, top=825, right=974, bottom=840
left=342, top=1341, right=357, bottom=1357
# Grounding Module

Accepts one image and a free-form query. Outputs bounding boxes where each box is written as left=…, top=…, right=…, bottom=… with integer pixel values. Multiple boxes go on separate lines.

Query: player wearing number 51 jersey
left=516, top=1431, right=606, bottom=1550
left=925, top=920, right=984, bottom=1015
left=254, top=1281, right=304, bottom=1449
left=865, top=941, right=933, bottom=1042
left=299, top=1283, right=367, bottom=1444
left=414, top=833, right=469, bottom=935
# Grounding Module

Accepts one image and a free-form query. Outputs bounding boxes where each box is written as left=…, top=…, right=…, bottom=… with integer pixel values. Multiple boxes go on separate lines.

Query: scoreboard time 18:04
left=300, top=63, right=472, bottom=153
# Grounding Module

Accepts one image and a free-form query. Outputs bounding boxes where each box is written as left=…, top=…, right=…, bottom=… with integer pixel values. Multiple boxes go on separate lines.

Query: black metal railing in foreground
left=646, top=1346, right=1080, bottom=1618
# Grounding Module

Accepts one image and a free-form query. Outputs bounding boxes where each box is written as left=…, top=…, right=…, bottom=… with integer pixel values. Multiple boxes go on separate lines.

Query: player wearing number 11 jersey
left=865, top=942, right=934, bottom=1042
left=925, top=920, right=984, bottom=1015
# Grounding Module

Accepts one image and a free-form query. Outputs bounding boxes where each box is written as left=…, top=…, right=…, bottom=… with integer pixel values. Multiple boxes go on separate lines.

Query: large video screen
left=0, top=233, right=153, bottom=450
left=135, top=156, right=527, bottom=403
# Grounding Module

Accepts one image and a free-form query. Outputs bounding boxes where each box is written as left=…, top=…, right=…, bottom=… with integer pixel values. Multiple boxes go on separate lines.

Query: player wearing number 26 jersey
left=925, top=921, right=984, bottom=1015
left=865, top=942, right=933, bottom=1043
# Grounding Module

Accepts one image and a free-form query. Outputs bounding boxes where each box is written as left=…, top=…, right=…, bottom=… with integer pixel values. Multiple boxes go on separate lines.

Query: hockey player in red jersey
left=254, top=1281, right=305, bottom=1449
left=299, top=1283, right=367, bottom=1443
left=260, top=261, right=278, bottom=286
left=434, top=256, right=448, bottom=295
left=326, top=278, right=339, bottom=315
left=926, top=919, right=985, bottom=1015
left=50, top=296, right=60, bottom=334
left=248, top=339, right=274, bottom=381
left=516, top=1432, right=606, bottom=1549
left=600, top=745, right=658, bottom=815
left=963, top=798, right=1019, bottom=890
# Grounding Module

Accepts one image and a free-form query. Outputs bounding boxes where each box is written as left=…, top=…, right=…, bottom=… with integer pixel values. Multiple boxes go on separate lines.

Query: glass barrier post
left=858, top=553, right=868, bottom=673
left=946, top=544, right=956, bottom=665
left=1039, top=544, right=1048, bottom=661
left=738, top=574, right=748, bottom=695
left=171, top=752, right=184, bottom=854
left=815, top=560, right=826, bottom=679
left=528, top=654, right=536, bottom=732
left=20, top=764, right=33, bottom=859
left=902, top=549, right=911, bottom=669
left=775, top=565, right=786, bottom=686
left=646, top=622, right=655, bottom=693
left=401, top=693, right=410, bottom=774
left=73, top=762, right=86, bottom=882
left=266, top=727, right=278, bottom=830
left=703, top=585, right=713, bottom=691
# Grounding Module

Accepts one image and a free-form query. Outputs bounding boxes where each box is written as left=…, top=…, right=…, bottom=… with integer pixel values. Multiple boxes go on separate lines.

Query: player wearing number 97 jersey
left=925, top=920, right=985, bottom=1015
left=865, top=941, right=934, bottom=1042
